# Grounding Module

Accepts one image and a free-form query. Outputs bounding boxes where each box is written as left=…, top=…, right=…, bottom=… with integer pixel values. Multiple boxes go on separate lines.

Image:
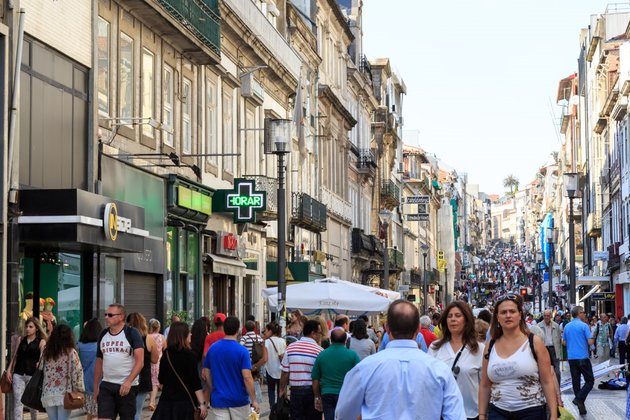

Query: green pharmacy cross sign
left=214, top=179, right=267, bottom=223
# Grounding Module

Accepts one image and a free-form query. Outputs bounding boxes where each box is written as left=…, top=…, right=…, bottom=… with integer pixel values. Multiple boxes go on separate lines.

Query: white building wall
left=22, top=0, right=92, bottom=67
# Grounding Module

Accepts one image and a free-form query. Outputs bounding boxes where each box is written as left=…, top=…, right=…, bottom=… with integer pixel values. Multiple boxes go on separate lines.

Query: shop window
left=97, top=17, right=110, bottom=115
left=182, top=78, right=192, bottom=153
left=163, top=65, right=174, bottom=146
left=119, top=32, right=134, bottom=123
left=222, top=88, right=234, bottom=173
left=165, top=227, right=175, bottom=317
left=100, top=256, right=121, bottom=323
left=142, top=49, right=155, bottom=138
left=206, top=78, right=218, bottom=166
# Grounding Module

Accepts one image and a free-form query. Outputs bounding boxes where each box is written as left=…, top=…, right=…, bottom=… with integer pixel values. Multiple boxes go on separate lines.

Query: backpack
left=97, top=325, right=137, bottom=356
left=484, top=333, right=538, bottom=362
left=246, top=335, right=264, bottom=364
left=269, top=396, right=290, bottom=420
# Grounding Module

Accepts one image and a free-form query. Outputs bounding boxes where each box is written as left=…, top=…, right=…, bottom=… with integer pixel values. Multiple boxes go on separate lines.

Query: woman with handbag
left=77, top=318, right=103, bottom=420
left=6, top=317, right=47, bottom=420
left=152, top=322, right=208, bottom=420
left=41, top=324, right=85, bottom=420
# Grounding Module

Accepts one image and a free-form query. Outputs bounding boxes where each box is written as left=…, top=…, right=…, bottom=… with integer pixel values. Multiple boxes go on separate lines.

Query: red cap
left=213, top=313, right=226, bottom=324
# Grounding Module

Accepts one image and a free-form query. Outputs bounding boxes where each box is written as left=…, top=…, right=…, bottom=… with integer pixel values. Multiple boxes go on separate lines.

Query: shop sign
left=592, top=292, right=615, bottom=301
left=177, top=185, right=212, bottom=216
left=103, top=202, right=147, bottom=241
left=212, top=179, right=267, bottom=224
left=216, top=231, right=239, bottom=257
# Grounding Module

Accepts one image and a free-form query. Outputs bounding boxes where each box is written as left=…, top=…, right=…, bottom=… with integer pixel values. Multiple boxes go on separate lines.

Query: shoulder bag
left=21, top=354, right=44, bottom=411
left=1, top=337, right=22, bottom=393
left=166, top=350, right=202, bottom=420
left=269, top=337, right=283, bottom=362
left=63, top=350, right=85, bottom=410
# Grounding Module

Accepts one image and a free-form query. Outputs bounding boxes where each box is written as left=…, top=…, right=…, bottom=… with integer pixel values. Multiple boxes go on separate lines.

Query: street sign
left=398, top=285, right=410, bottom=292
left=405, top=195, right=430, bottom=204
left=593, top=251, right=609, bottom=261
left=406, top=214, right=429, bottom=221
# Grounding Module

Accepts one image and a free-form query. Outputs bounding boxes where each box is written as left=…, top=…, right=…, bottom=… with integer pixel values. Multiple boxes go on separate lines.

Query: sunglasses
left=495, top=293, right=519, bottom=305
left=104, top=312, right=121, bottom=318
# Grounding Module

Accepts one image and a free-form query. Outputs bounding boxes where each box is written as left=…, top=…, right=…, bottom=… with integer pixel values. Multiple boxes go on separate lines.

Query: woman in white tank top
left=478, top=294, right=558, bottom=420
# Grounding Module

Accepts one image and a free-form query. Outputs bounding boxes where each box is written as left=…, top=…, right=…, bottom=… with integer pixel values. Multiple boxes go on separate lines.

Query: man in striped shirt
left=279, top=319, right=323, bottom=420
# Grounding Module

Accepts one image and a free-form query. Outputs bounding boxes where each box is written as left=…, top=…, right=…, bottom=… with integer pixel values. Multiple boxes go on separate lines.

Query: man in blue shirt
left=613, top=316, right=629, bottom=365
left=378, top=330, right=427, bottom=352
left=562, top=305, right=594, bottom=416
left=336, top=300, right=464, bottom=419
left=203, top=316, right=260, bottom=417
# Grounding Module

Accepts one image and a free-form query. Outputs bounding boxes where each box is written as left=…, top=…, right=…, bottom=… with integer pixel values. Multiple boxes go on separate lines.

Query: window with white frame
left=97, top=17, right=110, bottom=115
left=182, top=78, right=192, bottom=154
left=163, top=64, right=174, bottom=146
left=119, top=32, right=134, bottom=122
left=206, top=78, right=217, bottom=166
left=222, top=88, right=234, bottom=174
left=141, top=49, right=155, bottom=138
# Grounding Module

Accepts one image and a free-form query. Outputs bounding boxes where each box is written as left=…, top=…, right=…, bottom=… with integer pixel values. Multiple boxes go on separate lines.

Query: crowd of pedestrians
left=4, top=295, right=630, bottom=419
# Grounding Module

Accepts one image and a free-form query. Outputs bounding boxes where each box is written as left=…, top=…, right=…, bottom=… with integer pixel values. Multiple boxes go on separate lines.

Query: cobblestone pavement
left=558, top=357, right=627, bottom=419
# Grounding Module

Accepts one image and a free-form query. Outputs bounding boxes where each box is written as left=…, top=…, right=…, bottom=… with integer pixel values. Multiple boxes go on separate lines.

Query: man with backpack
left=93, top=303, right=144, bottom=420
left=240, top=319, right=267, bottom=404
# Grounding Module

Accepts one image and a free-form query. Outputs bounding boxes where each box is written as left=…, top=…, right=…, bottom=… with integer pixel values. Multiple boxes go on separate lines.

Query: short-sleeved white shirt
left=97, top=327, right=144, bottom=385
left=429, top=341, right=484, bottom=419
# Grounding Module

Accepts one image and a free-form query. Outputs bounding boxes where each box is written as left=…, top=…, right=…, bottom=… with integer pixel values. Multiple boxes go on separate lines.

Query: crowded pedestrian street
left=3, top=0, right=630, bottom=419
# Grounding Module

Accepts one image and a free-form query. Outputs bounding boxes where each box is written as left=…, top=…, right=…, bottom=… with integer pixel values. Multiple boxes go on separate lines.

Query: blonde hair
left=148, top=318, right=161, bottom=333
left=475, top=318, right=489, bottom=342
left=126, top=312, right=148, bottom=336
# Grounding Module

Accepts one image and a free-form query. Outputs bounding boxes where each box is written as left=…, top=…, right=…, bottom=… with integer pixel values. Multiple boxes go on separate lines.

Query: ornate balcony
left=291, top=193, right=327, bottom=233
left=126, top=0, right=221, bottom=64
left=388, top=248, right=404, bottom=271
left=321, top=187, right=352, bottom=223
left=356, top=149, right=377, bottom=176
left=380, top=179, right=400, bottom=207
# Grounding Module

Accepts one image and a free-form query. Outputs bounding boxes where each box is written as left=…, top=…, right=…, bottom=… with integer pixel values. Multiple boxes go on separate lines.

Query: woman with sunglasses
left=429, top=301, right=483, bottom=420
left=479, top=294, right=558, bottom=420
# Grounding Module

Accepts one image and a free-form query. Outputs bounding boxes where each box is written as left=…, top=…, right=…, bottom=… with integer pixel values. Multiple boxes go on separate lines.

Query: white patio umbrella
left=262, top=279, right=391, bottom=315
left=262, top=277, right=401, bottom=301
left=314, top=277, right=401, bottom=301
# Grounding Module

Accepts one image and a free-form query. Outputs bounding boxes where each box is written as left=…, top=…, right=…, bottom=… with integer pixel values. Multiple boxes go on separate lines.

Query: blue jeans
left=322, top=394, right=339, bottom=420
left=569, top=358, right=594, bottom=402
left=45, top=405, right=72, bottom=420
left=266, top=373, right=280, bottom=406
left=488, top=404, right=546, bottom=420
left=289, top=387, right=319, bottom=420
left=135, top=391, right=149, bottom=420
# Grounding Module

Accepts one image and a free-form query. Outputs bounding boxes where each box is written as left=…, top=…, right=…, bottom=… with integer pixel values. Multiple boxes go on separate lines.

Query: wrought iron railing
left=291, top=192, right=327, bottom=232
left=158, top=0, right=221, bottom=55
left=357, top=149, right=377, bottom=170
left=380, top=179, right=400, bottom=206
left=241, top=175, right=277, bottom=220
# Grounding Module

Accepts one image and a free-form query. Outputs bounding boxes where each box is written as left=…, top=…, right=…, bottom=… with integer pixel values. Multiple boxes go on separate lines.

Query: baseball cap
left=213, top=313, right=226, bottom=324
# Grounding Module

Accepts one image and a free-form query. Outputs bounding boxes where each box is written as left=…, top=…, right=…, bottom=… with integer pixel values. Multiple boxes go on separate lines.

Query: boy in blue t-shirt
left=202, top=316, right=260, bottom=416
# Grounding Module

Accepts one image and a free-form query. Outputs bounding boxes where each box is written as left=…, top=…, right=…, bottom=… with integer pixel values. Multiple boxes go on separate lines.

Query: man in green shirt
left=312, top=328, right=361, bottom=420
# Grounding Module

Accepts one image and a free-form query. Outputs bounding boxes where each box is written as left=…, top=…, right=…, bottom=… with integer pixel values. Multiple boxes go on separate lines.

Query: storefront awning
left=209, top=254, right=246, bottom=277
left=577, top=275, right=609, bottom=285
left=578, top=285, right=601, bottom=303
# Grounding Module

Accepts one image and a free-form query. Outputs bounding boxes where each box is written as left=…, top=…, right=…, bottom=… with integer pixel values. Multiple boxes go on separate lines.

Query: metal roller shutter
left=124, top=271, right=158, bottom=322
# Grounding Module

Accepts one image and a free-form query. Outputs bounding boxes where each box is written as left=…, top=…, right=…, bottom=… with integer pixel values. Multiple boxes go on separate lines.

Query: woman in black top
left=127, top=312, right=159, bottom=420
left=152, top=322, right=208, bottom=419
left=7, top=317, right=47, bottom=419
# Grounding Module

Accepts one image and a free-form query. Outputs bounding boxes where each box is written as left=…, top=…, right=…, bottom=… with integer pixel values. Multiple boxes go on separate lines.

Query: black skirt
left=152, top=399, right=198, bottom=420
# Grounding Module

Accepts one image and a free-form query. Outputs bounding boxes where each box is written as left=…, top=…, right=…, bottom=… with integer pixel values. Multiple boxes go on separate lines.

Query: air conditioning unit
left=240, top=73, right=264, bottom=105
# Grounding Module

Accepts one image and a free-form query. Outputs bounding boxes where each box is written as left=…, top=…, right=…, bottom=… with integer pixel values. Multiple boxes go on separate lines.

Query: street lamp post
left=265, top=118, right=291, bottom=335
left=564, top=173, right=579, bottom=306
left=379, top=209, right=392, bottom=291
left=546, top=226, right=556, bottom=310
left=421, top=243, right=429, bottom=315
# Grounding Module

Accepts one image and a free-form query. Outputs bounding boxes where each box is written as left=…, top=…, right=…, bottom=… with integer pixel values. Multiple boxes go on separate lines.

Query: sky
left=362, top=0, right=619, bottom=195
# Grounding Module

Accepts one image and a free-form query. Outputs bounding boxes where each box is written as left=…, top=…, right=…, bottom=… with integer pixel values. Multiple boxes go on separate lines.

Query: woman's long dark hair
left=352, top=319, right=369, bottom=340
left=431, top=301, right=479, bottom=354
left=191, top=317, right=211, bottom=361
left=489, top=295, right=529, bottom=341
left=79, top=318, right=103, bottom=343
left=43, top=324, right=75, bottom=361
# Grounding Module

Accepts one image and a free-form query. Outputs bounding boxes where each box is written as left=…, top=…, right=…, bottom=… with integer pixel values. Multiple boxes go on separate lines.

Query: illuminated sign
left=177, top=185, right=212, bottom=216
left=213, top=179, right=267, bottom=224
left=104, top=203, right=118, bottom=241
